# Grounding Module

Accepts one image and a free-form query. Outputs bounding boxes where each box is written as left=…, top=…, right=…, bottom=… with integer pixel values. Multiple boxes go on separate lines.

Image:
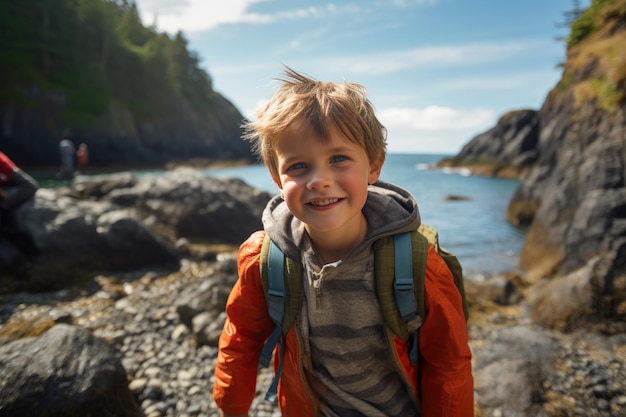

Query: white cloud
left=273, top=4, right=361, bottom=19
left=311, top=40, right=549, bottom=76
left=438, top=69, right=560, bottom=92
left=137, top=0, right=269, bottom=33
left=379, top=106, right=496, bottom=153
left=137, top=0, right=362, bottom=33
left=379, top=106, right=495, bottom=130
left=389, top=0, right=438, bottom=6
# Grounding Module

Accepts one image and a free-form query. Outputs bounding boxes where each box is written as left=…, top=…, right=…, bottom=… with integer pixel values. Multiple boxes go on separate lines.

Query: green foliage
left=585, top=78, right=622, bottom=112
left=567, top=0, right=621, bottom=48
left=0, top=0, right=215, bottom=124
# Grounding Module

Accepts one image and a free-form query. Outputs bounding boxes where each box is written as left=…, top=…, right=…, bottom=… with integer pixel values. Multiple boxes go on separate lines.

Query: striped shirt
left=299, top=236, right=418, bottom=417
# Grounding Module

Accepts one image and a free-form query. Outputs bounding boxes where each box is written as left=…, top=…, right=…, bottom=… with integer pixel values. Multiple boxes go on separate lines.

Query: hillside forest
left=0, top=0, right=249, bottom=166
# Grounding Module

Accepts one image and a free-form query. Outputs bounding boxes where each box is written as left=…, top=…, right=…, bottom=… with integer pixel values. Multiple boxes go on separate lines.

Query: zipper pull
left=314, top=279, right=322, bottom=308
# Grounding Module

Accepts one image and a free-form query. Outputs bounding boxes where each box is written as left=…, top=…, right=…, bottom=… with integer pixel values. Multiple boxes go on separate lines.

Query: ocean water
left=204, top=153, right=526, bottom=278
left=33, top=154, right=525, bottom=277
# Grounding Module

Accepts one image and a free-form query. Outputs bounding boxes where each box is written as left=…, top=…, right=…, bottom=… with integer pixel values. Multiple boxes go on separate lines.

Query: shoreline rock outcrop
left=436, top=1, right=626, bottom=331
left=0, top=168, right=272, bottom=294
left=438, top=109, right=540, bottom=178
left=2, top=84, right=254, bottom=168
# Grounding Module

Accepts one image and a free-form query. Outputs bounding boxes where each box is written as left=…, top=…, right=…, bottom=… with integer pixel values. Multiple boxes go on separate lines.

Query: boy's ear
left=368, top=155, right=384, bottom=184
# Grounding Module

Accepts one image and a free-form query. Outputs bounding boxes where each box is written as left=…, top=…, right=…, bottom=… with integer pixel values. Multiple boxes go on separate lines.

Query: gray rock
left=473, top=325, right=559, bottom=417
left=176, top=274, right=234, bottom=328
left=0, top=323, right=141, bottom=417
left=465, top=273, right=523, bottom=306
left=439, top=109, right=539, bottom=177
left=192, top=311, right=226, bottom=346
left=108, top=168, right=269, bottom=244
left=0, top=168, right=271, bottom=294
left=527, top=260, right=596, bottom=330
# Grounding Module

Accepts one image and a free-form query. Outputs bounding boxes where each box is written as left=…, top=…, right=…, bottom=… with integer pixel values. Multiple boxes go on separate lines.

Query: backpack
left=258, top=223, right=468, bottom=402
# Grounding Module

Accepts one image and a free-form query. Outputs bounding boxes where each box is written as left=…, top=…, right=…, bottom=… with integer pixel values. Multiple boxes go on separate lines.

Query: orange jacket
left=213, top=230, right=474, bottom=416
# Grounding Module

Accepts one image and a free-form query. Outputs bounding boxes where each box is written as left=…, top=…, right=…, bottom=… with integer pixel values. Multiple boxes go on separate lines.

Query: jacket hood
left=262, top=180, right=421, bottom=261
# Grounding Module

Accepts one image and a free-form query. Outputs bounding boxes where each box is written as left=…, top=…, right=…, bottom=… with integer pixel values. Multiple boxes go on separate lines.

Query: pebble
left=104, top=268, right=282, bottom=417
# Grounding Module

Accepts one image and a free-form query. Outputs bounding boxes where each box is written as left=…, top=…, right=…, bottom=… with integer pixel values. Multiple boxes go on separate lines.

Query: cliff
left=0, top=1, right=253, bottom=167
left=1, top=84, right=251, bottom=166
left=440, top=0, right=626, bottom=328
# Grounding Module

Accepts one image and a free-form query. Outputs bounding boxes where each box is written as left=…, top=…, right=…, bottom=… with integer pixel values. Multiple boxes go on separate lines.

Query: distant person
left=58, top=136, right=75, bottom=180
left=0, top=151, right=40, bottom=256
left=76, top=143, right=89, bottom=173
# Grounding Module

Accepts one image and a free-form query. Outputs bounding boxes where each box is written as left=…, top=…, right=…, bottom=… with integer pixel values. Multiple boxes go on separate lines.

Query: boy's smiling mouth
left=308, top=198, right=340, bottom=207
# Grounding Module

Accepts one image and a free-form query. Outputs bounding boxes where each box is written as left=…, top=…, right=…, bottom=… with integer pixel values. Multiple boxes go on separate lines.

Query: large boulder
left=0, top=324, right=141, bottom=417
left=107, top=168, right=270, bottom=245
left=473, top=325, right=559, bottom=417
left=0, top=168, right=272, bottom=294
left=0, top=187, right=180, bottom=293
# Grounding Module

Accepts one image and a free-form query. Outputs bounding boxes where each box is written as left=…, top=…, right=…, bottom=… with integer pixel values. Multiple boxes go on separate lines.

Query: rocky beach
left=0, top=253, right=282, bottom=417
left=0, top=170, right=624, bottom=417
left=1, top=238, right=625, bottom=417
left=1, top=1, right=626, bottom=415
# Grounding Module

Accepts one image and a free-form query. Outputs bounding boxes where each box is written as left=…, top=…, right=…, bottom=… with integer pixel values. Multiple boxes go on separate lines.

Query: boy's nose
left=307, top=167, right=332, bottom=189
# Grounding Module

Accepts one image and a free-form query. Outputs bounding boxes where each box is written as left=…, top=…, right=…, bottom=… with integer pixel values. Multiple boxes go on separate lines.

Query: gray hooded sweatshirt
left=262, top=181, right=422, bottom=417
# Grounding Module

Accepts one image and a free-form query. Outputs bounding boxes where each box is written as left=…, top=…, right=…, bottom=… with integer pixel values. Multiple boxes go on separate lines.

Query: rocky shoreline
left=0, top=255, right=281, bottom=417
left=0, top=170, right=625, bottom=417
left=1, top=253, right=625, bottom=417
left=2, top=2, right=625, bottom=414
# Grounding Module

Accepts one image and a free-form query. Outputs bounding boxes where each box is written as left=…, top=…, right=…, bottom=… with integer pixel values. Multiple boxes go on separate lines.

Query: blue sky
left=136, top=0, right=588, bottom=154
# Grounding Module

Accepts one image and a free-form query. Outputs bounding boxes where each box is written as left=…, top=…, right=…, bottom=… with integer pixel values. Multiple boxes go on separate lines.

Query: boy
left=213, top=67, right=473, bottom=416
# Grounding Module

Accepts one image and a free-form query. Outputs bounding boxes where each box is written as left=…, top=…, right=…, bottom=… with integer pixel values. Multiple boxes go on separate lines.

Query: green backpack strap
left=373, top=230, right=428, bottom=348
left=259, top=234, right=303, bottom=403
left=408, top=231, right=429, bottom=324
left=260, top=234, right=304, bottom=333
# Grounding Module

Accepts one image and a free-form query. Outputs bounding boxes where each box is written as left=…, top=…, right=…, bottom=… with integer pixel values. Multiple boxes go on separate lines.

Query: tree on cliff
left=0, top=0, right=215, bottom=124
left=0, top=0, right=249, bottom=166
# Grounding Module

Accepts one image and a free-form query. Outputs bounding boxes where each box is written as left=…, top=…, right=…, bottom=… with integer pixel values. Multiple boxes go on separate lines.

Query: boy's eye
left=286, top=162, right=306, bottom=172
left=330, top=155, right=348, bottom=163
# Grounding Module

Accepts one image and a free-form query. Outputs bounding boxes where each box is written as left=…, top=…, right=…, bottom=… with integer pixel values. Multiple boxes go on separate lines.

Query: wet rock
left=0, top=168, right=271, bottom=294
left=0, top=324, right=141, bottom=417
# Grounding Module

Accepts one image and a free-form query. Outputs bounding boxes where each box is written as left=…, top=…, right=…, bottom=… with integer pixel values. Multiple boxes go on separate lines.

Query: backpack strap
left=396, top=231, right=429, bottom=363
left=259, top=234, right=303, bottom=403
left=393, top=232, right=417, bottom=322
left=267, top=239, right=286, bottom=326
left=409, top=230, right=429, bottom=324
left=373, top=230, right=429, bottom=363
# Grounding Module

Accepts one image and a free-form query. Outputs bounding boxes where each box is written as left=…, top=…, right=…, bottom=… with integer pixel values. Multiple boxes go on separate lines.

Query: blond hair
left=243, top=66, right=387, bottom=177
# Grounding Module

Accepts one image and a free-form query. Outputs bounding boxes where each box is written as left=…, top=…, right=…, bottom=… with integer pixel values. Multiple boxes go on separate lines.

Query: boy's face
left=272, top=120, right=382, bottom=243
